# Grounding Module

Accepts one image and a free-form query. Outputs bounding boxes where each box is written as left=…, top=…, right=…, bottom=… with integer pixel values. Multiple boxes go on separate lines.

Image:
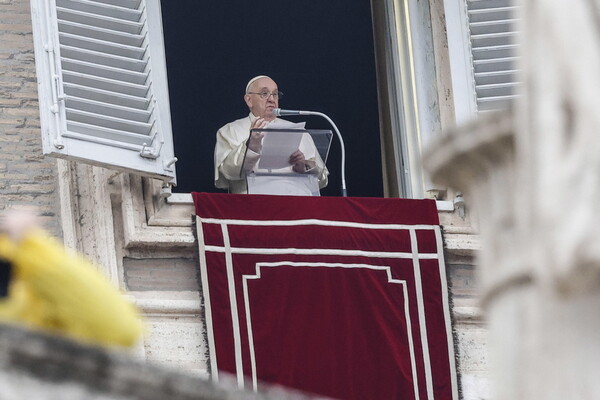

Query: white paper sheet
left=257, top=121, right=306, bottom=170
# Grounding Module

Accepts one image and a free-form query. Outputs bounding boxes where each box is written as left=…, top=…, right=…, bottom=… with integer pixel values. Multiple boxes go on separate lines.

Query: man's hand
left=290, top=150, right=307, bottom=173
left=247, top=117, right=268, bottom=153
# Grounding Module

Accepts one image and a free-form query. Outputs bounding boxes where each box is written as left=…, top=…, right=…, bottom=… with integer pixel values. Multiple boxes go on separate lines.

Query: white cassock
left=214, top=113, right=329, bottom=195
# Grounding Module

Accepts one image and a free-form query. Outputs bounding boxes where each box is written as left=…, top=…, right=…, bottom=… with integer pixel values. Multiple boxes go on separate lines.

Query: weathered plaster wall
left=438, top=204, right=489, bottom=399
left=0, top=0, right=62, bottom=237
left=449, top=260, right=489, bottom=400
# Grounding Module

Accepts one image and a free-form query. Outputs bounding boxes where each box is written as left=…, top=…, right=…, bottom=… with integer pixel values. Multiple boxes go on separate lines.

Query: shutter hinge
left=139, top=140, right=163, bottom=159
left=454, top=193, right=466, bottom=219
left=163, top=157, right=178, bottom=171
left=160, top=182, right=172, bottom=198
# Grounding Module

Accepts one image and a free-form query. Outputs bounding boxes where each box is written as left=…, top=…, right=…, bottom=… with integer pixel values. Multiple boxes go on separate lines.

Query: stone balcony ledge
left=0, top=323, right=314, bottom=400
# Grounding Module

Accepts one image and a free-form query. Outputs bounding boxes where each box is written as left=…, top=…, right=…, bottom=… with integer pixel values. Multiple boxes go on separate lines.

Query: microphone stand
left=306, top=111, right=347, bottom=197
left=275, top=109, right=347, bottom=197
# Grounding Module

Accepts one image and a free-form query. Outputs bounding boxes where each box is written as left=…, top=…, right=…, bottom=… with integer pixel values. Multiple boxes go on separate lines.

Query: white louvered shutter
left=31, top=0, right=177, bottom=183
left=467, top=0, right=520, bottom=113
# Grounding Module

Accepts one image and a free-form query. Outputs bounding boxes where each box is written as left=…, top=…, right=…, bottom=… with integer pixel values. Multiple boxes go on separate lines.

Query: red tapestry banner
left=193, top=192, right=457, bottom=400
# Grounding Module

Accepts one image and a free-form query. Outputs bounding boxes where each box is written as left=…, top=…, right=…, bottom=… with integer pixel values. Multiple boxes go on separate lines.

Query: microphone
left=272, top=108, right=312, bottom=116
left=272, top=108, right=348, bottom=197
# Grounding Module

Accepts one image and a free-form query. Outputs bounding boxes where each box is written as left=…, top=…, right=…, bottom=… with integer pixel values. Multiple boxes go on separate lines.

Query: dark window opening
left=161, top=0, right=383, bottom=197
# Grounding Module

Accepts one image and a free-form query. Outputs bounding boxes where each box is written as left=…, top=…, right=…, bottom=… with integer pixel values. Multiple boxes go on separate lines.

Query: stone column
left=424, top=1, right=600, bottom=398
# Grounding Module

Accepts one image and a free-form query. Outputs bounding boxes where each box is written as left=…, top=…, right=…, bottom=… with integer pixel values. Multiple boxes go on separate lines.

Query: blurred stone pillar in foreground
left=424, top=1, right=600, bottom=398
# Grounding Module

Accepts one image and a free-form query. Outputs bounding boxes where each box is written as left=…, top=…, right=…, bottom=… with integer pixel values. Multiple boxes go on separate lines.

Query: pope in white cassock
left=214, top=75, right=329, bottom=195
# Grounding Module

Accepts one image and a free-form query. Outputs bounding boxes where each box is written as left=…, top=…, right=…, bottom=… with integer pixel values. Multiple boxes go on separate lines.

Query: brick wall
left=0, top=0, right=62, bottom=237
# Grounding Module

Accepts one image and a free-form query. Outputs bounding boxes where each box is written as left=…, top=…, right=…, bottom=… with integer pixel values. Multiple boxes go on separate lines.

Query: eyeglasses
left=247, top=90, right=283, bottom=100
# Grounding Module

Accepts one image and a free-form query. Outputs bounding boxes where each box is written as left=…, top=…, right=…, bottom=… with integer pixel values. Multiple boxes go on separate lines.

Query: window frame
left=444, top=0, right=479, bottom=125
left=372, top=0, right=446, bottom=199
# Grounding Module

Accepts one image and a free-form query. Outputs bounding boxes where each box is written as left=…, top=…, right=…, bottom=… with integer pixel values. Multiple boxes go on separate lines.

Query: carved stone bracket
left=57, top=160, right=120, bottom=286
left=120, top=175, right=195, bottom=249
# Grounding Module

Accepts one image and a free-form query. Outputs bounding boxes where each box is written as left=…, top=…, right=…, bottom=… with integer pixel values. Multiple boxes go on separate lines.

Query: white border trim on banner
left=410, top=229, right=434, bottom=400
left=203, top=245, right=438, bottom=259
left=435, top=227, right=460, bottom=400
left=198, top=217, right=438, bottom=231
left=242, top=261, right=421, bottom=399
left=220, top=223, right=245, bottom=389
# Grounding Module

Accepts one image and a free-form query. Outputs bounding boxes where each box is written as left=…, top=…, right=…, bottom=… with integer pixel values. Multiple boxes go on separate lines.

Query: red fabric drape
left=193, top=193, right=457, bottom=400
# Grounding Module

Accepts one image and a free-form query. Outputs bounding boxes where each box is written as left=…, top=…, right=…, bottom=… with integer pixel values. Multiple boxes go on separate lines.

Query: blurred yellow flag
left=0, top=230, right=143, bottom=348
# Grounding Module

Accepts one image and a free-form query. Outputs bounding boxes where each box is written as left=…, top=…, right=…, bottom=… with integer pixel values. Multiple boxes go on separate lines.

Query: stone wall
left=449, top=261, right=489, bottom=399
left=0, top=0, right=62, bottom=237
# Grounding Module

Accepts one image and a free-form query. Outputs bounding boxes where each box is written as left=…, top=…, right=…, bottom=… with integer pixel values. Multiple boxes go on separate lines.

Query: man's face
left=244, top=77, right=279, bottom=121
